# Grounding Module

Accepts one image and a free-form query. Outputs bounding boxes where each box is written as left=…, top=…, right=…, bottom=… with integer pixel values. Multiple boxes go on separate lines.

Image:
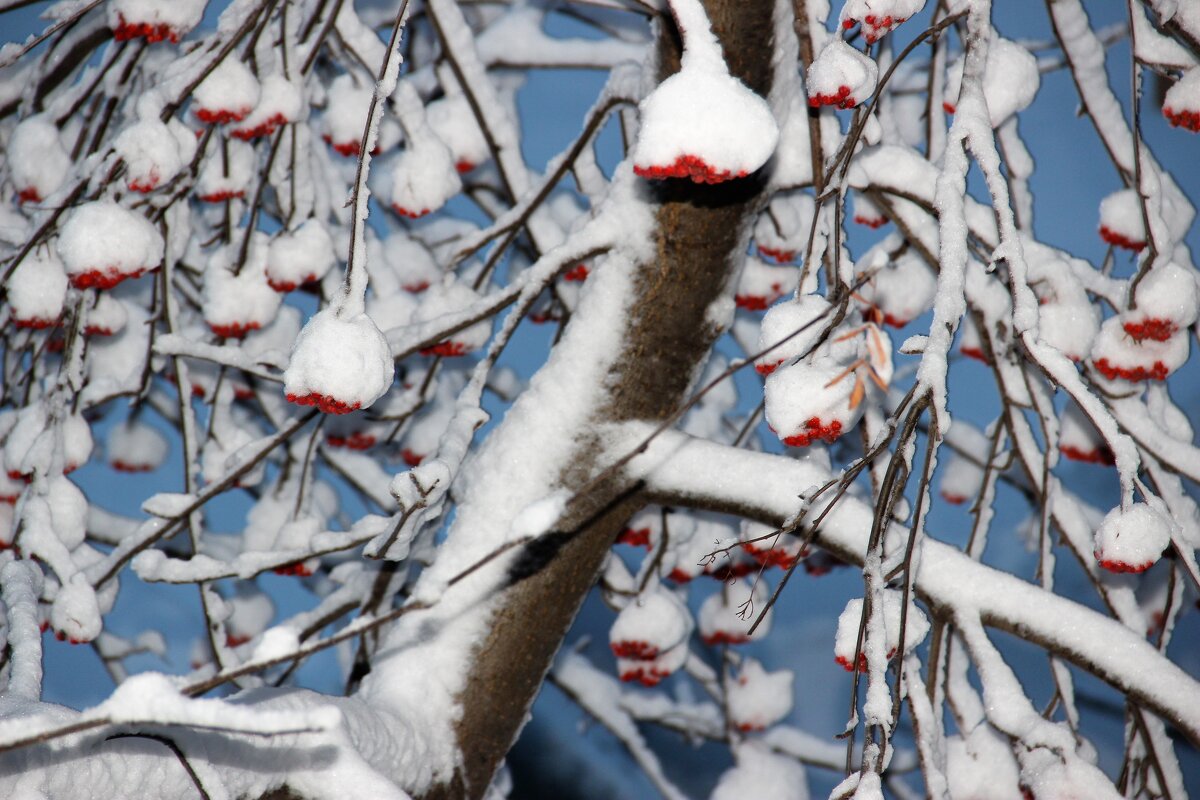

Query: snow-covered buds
left=840, top=0, right=923, bottom=44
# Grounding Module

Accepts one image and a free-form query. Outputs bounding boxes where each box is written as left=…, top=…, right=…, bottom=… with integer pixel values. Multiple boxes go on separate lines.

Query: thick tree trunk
left=422, top=2, right=779, bottom=797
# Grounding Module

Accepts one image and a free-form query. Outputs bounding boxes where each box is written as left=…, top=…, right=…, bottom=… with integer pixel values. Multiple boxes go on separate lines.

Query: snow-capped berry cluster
left=1097, top=188, right=1148, bottom=251
left=735, top=257, right=798, bottom=311
left=833, top=590, right=929, bottom=672
left=192, top=59, right=260, bottom=125
left=726, top=658, right=793, bottom=732
left=840, top=0, right=923, bottom=44
left=1122, top=262, right=1199, bottom=343
left=938, top=453, right=984, bottom=505
left=413, top=282, right=492, bottom=357
left=943, top=36, right=1039, bottom=126
left=631, top=0, right=778, bottom=184
left=1025, top=242, right=1101, bottom=362
left=699, top=579, right=769, bottom=645
left=609, top=588, right=692, bottom=686
left=754, top=191, right=816, bottom=263
left=1093, top=503, right=1172, bottom=574
left=854, top=247, right=937, bottom=328
left=1058, top=403, right=1114, bottom=466
left=7, top=250, right=67, bottom=330
left=739, top=520, right=806, bottom=570
left=107, top=420, right=169, bottom=473
left=1162, top=68, right=1200, bottom=132
left=764, top=317, right=891, bottom=449
left=753, top=293, right=833, bottom=375
left=196, top=138, right=256, bottom=202
left=389, top=135, right=463, bottom=219
left=114, top=115, right=197, bottom=193
left=807, top=39, right=878, bottom=109
left=203, top=235, right=282, bottom=338
left=8, top=115, right=70, bottom=204
left=1090, top=316, right=1190, bottom=383
left=230, top=74, right=304, bottom=140
left=56, top=201, right=164, bottom=290
left=266, top=219, right=337, bottom=292
left=284, top=308, right=395, bottom=414
left=108, top=0, right=206, bottom=44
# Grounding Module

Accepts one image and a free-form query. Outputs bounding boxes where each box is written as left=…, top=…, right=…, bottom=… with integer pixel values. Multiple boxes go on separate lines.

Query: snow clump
left=108, top=420, right=170, bottom=473
left=726, top=657, right=793, bottom=731
left=753, top=293, right=833, bottom=375
left=1122, top=262, right=1198, bottom=343
left=196, top=138, right=256, bottom=202
left=389, top=135, right=463, bottom=218
left=735, top=257, right=798, bottom=311
left=414, top=281, right=493, bottom=357
left=203, top=234, right=282, bottom=338
left=711, top=741, right=809, bottom=800
left=698, top=579, right=770, bottom=645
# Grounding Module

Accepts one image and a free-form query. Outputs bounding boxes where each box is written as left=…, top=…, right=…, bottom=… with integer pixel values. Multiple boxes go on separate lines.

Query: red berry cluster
left=210, top=321, right=261, bottom=339
left=267, top=274, right=317, bottom=293
left=618, top=663, right=673, bottom=687
left=286, top=392, right=362, bottom=414
left=616, top=526, right=651, bottom=547
left=1122, top=318, right=1176, bottom=342
left=199, top=189, right=246, bottom=203
left=128, top=174, right=161, bottom=193
left=755, top=358, right=784, bottom=376
left=1164, top=106, right=1200, bottom=132
left=232, top=113, right=290, bottom=141
left=701, top=630, right=751, bottom=646
left=836, top=646, right=897, bottom=673
left=71, top=266, right=150, bottom=290
left=420, top=340, right=469, bottom=357
left=1093, top=358, right=1170, bottom=382
left=195, top=107, right=252, bottom=125
left=735, top=294, right=771, bottom=311
left=563, top=264, right=589, bottom=282
left=327, top=432, right=377, bottom=450
left=401, top=448, right=424, bottom=467
left=1096, top=557, right=1153, bottom=574
left=273, top=561, right=314, bottom=577
left=322, top=136, right=381, bottom=158
left=454, top=160, right=475, bottom=174
left=1060, top=444, right=1116, bottom=466
left=1099, top=225, right=1146, bottom=252
left=111, top=459, right=154, bottom=473
left=782, top=417, right=844, bottom=447
left=392, top=204, right=431, bottom=219
left=853, top=214, right=887, bottom=229
left=634, top=154, right=748, bottom=185
left=808, top=85, right=857, bottom=110
left=741, top=541, right=805, bottom=570
left=757, top=245, right=796, bottom=263
left=112, top=16, right=181, bottom=44
left=14, top=316, right=57, bottom=330
left=17, top=187, right=41, bottom=204
left=611, top=640, right=660, bottom=660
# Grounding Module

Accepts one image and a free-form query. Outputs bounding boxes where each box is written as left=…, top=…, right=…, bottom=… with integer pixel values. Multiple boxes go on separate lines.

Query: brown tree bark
left=421, top=1, right=779, bottom=797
